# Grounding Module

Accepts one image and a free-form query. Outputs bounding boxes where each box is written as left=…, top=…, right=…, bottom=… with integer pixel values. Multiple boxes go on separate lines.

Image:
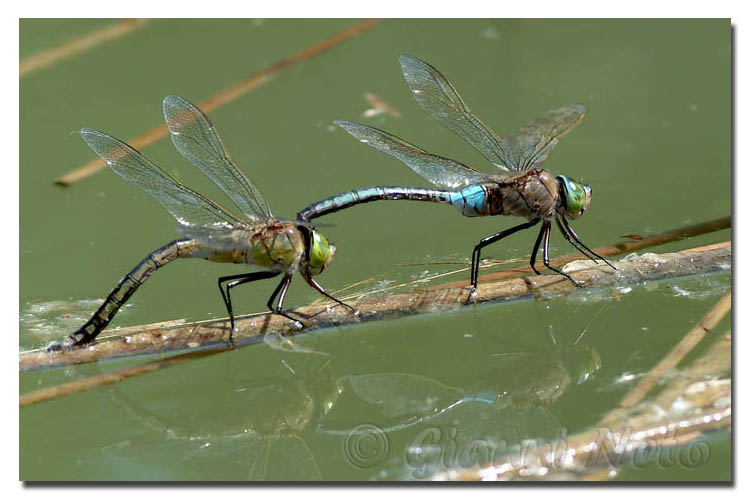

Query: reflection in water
left=20, top=299, right=108, bottom=347
left=323, top=339, right=600, bottom=480
left=85, top=299, right=604, bottom=480
left=308, top=299, right=605, bottom=479
left=96, top=353, right=342, bottom=480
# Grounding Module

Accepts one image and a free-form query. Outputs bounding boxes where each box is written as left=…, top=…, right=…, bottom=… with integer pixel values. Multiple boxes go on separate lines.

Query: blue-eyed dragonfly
left=69, top=95, right=354, bottom=346
left=297, top=55, right=615, bottom=297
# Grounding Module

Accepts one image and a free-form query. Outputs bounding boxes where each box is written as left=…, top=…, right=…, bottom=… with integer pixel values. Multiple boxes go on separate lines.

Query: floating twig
left=601, top=291, right=731, bottom=423
left=20, top=19, right=149, bottom=77
left=19, top=235, right=730, bottom=372
left=53, top=19, right=382, bottom=186
left=432, top=329, right=731, bottom=481
left=362, top=92, right=401, bottom=118
left=431, top=216, right=730, bottom=290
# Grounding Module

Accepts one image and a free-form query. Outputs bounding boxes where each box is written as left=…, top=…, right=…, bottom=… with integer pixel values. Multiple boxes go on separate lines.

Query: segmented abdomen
left=71, top=239, right=200, bottom=343
left=448, top=184, right=491, bottom=217
left=297, top=186, right=454, bottom=221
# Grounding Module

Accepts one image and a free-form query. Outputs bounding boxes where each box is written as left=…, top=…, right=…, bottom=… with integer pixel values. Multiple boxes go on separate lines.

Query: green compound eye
left=558, top=175, right=592, bottom=218
left=307, top=230, right=335, bottom=275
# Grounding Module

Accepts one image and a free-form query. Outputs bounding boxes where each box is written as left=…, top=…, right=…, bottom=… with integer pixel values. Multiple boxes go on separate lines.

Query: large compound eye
left=558, top=175, right=591, bottom=219
left=307, top=230, right=333, bottom=275
left=582, top=184, right=592, bottom=213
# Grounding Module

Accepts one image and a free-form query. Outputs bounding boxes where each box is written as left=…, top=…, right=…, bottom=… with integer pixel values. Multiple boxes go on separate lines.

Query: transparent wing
left=399, top=54, right=509, bottom=170
left=176, top=226, right=263, bottom=252
left=336, top=121, right=493, bottom=190
left=80, top=128, right=243, bottom=229
left=500, top=104, right=587, bottom=171
left=163, top=95, right=272, bottom=220
left=345, top=373, right=463, bottom=419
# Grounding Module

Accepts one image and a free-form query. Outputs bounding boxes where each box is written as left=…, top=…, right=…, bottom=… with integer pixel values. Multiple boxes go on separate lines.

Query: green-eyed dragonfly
left=297, top=55, right=615, bottom=296
left=69, top=95, right=354, bottom=346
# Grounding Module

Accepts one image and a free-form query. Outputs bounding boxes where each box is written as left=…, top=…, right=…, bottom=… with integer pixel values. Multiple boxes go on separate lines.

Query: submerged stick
left=433, top=330, right=732, bottom=481
left=19, top=347, right=227, bottom=407
left=53, top=19, right=382, bottom=186
left=602, top=291, right=731, bottom=422
left=19, top=237, right=730, bottom=372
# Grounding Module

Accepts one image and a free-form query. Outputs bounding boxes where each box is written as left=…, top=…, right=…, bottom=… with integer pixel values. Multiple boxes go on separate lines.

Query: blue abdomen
left=449, top=185, right=488, bottom=217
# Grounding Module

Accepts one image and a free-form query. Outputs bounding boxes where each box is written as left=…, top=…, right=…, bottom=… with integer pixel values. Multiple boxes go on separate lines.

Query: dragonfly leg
left=267, top=274, right=304, bottom=329
left=555, top=217, right=598, bottom=264
left=529, top=222, right=546, bottom=275
left=542, top=222, right=583, bottom=287
left=469, top=219, right=540, bottom=299
left=560, top=216, right=617, bottom=271
left=303, top=274, right=359, bottom=315
left=218, top=270, right=280, bottom=342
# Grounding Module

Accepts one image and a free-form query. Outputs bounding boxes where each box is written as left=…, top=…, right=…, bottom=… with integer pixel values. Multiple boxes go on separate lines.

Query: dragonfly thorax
left=556, top=175, right=592, bottom=219
left=479, top=170, right=560, bottom=220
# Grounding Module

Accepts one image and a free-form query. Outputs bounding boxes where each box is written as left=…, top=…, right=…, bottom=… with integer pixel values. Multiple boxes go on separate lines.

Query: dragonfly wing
left=176, top=226, right=263, bottom=252
left=500, top=104, right=587, bottom=171
left=80, top=128, right=243, bottom=229
left=399, top=55, right=509, bottom=170
left=163, top=95, right=272, bottom=221
left=336, top=121, right=493, bottom=190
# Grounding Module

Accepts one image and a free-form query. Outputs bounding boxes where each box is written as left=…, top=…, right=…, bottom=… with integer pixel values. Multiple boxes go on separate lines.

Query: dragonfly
left=69, top=95, right=354, bottom=346
left=297, top=55, right=615, bottom=296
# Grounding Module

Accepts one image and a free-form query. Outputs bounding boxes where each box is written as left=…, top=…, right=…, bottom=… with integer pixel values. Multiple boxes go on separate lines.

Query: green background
left=20, top=19, right=730, bottom=481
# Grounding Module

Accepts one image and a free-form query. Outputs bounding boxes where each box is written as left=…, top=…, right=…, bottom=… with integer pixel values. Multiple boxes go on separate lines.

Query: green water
left=20, top=19, right=731, bottom=481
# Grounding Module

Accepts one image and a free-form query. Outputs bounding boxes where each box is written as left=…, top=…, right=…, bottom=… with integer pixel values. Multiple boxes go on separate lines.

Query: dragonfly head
left=305, top=230, right=337, bottom=276
left=556, top=175, right=592, bottom=219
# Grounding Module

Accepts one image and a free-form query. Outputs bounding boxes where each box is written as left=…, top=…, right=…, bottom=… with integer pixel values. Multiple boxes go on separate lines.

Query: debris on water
left=21, top=299, right=126, bottom=347
left=481, top=27, right=501, bottom=40
left=562, top=260, right=598, bottom=272
left=669, top=396, right=693, bottom=413
left=666, top=277, right=730, bottom=301
left=685, top=379, right=729, bottom=395
left=615, top=372, right=639, bottom=384
left=620, top=234, right=644, bottom=241
left=362, top=92, right=401, bottom=118
left=672, top=285, right=691, bottom=297
left=635, top=253, right=668, bottom=266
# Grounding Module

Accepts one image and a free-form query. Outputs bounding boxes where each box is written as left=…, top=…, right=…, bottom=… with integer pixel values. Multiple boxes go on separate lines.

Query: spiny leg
left=555, top=217, right=598, bottom=264
left=218, top=270, right=280, bottom=341
left=303, top=274, right=359, bottom=315
left=469, top=219, right=540, bottom=298
left=267, top=274, right=304, bottom=329
left=560, top=216, right=617, bottom=270
left=542, top=221, right=583, bottom=286
left=529, top=222, right=546, bottom=275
